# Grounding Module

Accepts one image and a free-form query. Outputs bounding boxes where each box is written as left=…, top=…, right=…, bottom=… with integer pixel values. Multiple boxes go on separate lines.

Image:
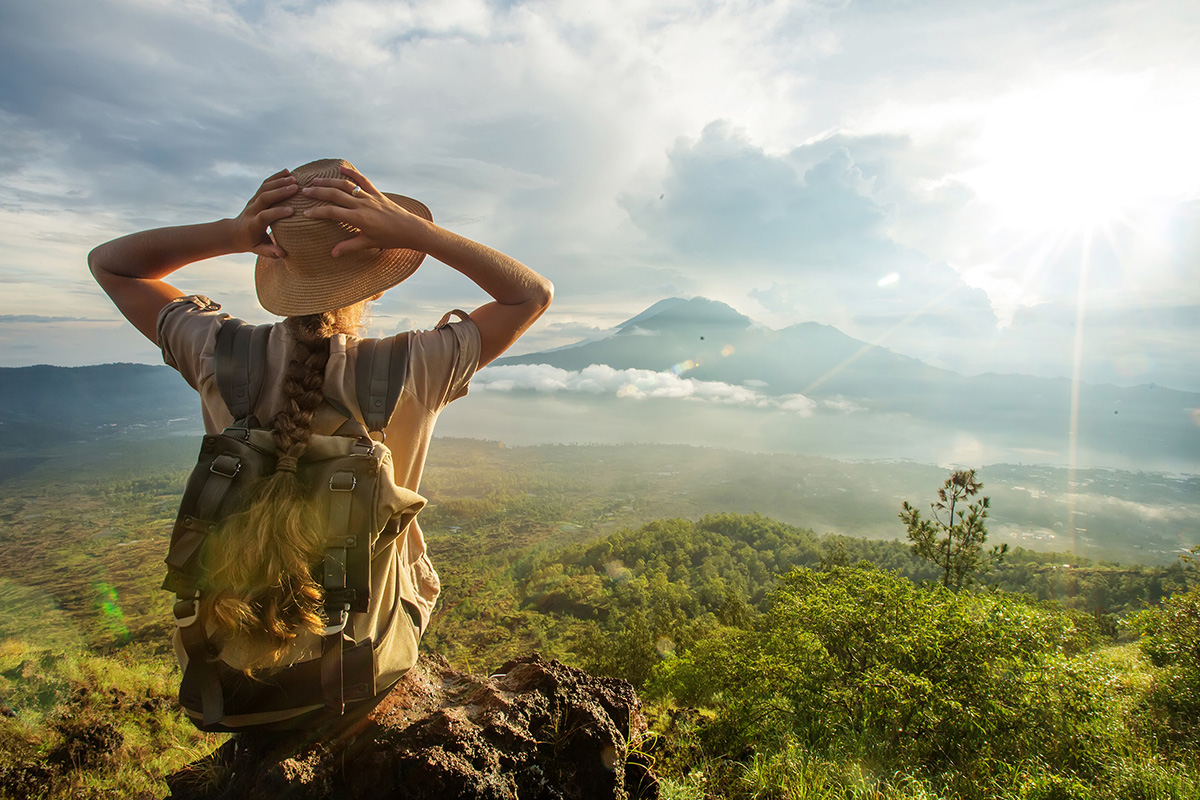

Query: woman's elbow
left=87, top=243, right=113, bottom=282
left=534, top=277, right=554, bottom=311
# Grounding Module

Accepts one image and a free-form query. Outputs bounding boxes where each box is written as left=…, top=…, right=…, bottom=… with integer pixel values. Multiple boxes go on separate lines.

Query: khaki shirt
left=157, top=295, right=481, bottom=636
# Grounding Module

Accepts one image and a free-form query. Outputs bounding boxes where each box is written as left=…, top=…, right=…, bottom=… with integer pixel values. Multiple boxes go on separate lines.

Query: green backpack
left=162, top=319, right=426, bottom=731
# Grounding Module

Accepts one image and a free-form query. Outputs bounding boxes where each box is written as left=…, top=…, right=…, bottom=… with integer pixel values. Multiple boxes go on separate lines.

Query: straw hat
left=255, top=158, right=432, bottom=316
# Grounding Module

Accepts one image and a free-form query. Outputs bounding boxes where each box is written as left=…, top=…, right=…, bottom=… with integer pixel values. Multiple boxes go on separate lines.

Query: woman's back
left=89, top=158, right=551, bottom=731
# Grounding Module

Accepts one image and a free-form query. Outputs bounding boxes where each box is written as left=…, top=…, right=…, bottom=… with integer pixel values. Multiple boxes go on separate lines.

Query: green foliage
left=647, top=566, right=1200, bottom=798
left=900, top=469, right=1007, bottom=589
left=1135, top=584, right=1200, bottom=748
left=650, top=567, right=1108, bottom=775
left=0, top=640, right=221, bottom=800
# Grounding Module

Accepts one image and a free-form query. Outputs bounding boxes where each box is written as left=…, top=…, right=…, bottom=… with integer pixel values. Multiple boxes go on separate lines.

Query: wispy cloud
left=0, top=315, right=109, bottom=323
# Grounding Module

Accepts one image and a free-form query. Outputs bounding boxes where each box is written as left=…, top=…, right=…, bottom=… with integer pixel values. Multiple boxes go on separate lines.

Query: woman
left=89, top=158, right=552, bottom=728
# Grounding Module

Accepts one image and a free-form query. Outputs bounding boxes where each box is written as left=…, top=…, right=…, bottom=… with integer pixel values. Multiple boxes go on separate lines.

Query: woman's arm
left=303, top=166, right=553, bottom=367
left=88, top=171, right=299, bottom=342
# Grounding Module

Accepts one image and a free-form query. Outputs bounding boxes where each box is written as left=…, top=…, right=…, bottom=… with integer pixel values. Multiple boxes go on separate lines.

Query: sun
left=958, top=73, right=1200, bottom=236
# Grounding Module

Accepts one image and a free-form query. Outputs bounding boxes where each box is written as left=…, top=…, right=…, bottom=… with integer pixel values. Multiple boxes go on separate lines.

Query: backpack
left=162, top=318, right=426, bottom=732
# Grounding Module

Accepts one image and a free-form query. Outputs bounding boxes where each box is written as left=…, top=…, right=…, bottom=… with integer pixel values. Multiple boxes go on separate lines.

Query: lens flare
left=93, top=582, right=128, bottom=637
left=604, top=560, right=632, bottom=581
left=670, top=359, right=699, bottom=376
left=721, top=344, right=735, bottom=357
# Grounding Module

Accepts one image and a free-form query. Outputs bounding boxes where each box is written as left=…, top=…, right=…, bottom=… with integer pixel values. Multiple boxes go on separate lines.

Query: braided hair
left=200, top=304, right=365, bottom=671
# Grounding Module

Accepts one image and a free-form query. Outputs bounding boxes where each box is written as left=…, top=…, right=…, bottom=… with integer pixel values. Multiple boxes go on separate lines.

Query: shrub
left=648, top=566, right=1111, bottom=780
left=1136, top=584, right=1200, bottom=749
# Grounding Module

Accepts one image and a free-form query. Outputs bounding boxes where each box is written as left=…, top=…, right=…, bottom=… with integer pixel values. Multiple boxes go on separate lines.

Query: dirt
left=164, top=652, right=658, bottom=800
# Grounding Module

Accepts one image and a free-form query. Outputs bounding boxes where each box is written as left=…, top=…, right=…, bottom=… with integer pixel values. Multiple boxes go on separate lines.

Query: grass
left=0, top=639, right=223, bottom=800
left=0, top=440, right=1195, bottom=797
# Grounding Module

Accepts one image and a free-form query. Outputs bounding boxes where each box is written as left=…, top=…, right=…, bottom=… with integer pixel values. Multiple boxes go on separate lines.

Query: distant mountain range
left=495, top=297, right=1198, bottom=468
left=2, top=297, right=1196, bottom=470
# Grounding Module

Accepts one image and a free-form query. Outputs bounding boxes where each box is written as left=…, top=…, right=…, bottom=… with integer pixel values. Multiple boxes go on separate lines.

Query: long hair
left=199, top=303, right=366, bottom=671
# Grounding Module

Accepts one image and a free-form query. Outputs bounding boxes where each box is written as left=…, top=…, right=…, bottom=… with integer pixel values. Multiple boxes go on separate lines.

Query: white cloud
left=474, top=363, right=818, bottom=415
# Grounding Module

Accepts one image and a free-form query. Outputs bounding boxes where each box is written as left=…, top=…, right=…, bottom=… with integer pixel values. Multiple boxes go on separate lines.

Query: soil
left=164, top=652, right=658, bottom=800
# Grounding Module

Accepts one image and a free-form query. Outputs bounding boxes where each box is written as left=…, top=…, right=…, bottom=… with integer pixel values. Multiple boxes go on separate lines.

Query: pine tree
left=899, top=469, right=1007, bottom=589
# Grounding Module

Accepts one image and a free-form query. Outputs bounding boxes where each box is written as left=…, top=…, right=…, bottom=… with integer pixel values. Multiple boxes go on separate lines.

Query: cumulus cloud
left=624, top=123, right=895, bottom=271
left=474, top=363, right=818, bottom=415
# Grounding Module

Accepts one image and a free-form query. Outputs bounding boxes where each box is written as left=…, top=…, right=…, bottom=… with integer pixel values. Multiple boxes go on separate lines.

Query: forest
left=0, top=437, right=1196, bottom=799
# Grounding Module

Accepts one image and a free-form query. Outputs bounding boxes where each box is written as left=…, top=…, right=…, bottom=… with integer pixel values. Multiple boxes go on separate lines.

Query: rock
left=165, top=653, right=658, bottom=800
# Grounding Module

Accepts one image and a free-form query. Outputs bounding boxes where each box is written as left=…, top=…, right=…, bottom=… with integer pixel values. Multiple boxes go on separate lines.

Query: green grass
left=0, top=639, right=223, bottom=800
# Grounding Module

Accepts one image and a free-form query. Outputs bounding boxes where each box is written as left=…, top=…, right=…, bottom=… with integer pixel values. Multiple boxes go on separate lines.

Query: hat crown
left=254, top=159, right=432, bottom=317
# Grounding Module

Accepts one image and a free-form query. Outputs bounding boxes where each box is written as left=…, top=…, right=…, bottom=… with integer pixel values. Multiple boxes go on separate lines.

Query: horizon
left=5, top=294, right=1197, bottom=476
left=5, top=292, right=1198, bottom=396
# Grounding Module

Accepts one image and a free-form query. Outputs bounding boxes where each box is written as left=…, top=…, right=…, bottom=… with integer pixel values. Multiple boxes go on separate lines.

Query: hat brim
left=255, top=192, right=432, bottom=317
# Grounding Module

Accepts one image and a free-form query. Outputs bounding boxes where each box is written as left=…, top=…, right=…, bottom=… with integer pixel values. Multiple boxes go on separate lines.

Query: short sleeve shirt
left=156, top=295, right=481, bottom=633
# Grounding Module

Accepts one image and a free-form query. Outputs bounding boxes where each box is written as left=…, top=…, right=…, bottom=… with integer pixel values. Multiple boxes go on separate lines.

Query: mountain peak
left=618, top=296, right=751, bottom=333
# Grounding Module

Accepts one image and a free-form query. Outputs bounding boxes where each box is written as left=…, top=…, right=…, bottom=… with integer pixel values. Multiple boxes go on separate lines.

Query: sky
left=1, top=0, right=1198, bottom=392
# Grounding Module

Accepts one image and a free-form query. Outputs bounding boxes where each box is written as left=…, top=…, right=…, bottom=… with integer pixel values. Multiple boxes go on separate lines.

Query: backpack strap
left=215, top=319, right=272, bottom=424
left=320, top=448, right=376, bottom=714
left=354, top=333, right=409, bottom=436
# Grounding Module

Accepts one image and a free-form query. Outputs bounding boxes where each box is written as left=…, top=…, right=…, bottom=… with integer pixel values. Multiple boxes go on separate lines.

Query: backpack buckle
left=210, top=454, right=241, bottom=478
left=173, top=597, right=199, bottom=628
left=322, top=605, right=349, bottom=635
left=329, top=472, right=356, bottom=492
left=224, top=425, right=252, bottom=441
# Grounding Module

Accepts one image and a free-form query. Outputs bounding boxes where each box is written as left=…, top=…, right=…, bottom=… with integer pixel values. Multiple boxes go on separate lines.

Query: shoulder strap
left=354, top=333, right=410, bottom=434
left=214, top=319, right=272, bottom=423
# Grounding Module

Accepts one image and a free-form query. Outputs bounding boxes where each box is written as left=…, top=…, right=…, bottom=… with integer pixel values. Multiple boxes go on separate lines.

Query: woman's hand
left=230, top=169, right=299, bottom=257
left=299, top=166, right=429, bottom=258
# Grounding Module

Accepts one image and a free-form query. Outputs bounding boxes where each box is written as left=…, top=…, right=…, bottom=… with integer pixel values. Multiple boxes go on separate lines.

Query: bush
left=648, top=567, right=1111, bottom=780
left=1136, top=584, right=1200, bottom=749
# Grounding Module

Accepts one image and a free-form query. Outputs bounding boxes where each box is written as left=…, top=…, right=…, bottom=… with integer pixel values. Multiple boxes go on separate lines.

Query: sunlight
left=960, top=74, right=1200, bottom=236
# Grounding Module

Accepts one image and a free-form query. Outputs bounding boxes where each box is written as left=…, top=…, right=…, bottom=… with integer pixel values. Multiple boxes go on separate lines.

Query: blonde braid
left=200, top=303, right=365, bottom=672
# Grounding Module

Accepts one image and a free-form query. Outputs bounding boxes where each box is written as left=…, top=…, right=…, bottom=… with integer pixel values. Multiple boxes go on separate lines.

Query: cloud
left=624, top=122, right=896, bottom=272
left=0, top=315, right=109, bottom=323
left=474, top=363, right=817, bottom=415
left=0, top=0, right=1195, bottom=402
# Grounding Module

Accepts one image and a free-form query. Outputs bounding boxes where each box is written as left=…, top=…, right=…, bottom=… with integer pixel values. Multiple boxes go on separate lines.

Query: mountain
left=494, top=297, right=1200, bottom=468
left=499, top=296, right=958, bottom=394
left=1, top=299, right=1196, bottom=471
left=0, top=362, right=198, bottom=450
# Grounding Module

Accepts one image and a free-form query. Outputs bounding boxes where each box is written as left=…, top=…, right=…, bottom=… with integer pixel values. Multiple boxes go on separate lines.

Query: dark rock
left=165, top=653, right=658, bottom=800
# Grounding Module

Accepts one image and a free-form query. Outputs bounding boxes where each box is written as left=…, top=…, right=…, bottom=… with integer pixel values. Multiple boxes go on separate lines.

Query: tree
left=899, top=469, right=1007, bottom=589
left=1182, top=544, right=1200, bottom=587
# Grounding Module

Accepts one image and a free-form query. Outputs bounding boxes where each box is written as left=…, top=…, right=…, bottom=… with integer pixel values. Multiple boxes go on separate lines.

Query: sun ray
left=1065, top=232, right=1094, bottom=562
left=802, top=282, right=963, bottom=395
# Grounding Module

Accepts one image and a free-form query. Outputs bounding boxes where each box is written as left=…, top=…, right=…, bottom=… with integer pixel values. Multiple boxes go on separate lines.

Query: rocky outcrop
left=165, top=653, right=658, bottom=800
